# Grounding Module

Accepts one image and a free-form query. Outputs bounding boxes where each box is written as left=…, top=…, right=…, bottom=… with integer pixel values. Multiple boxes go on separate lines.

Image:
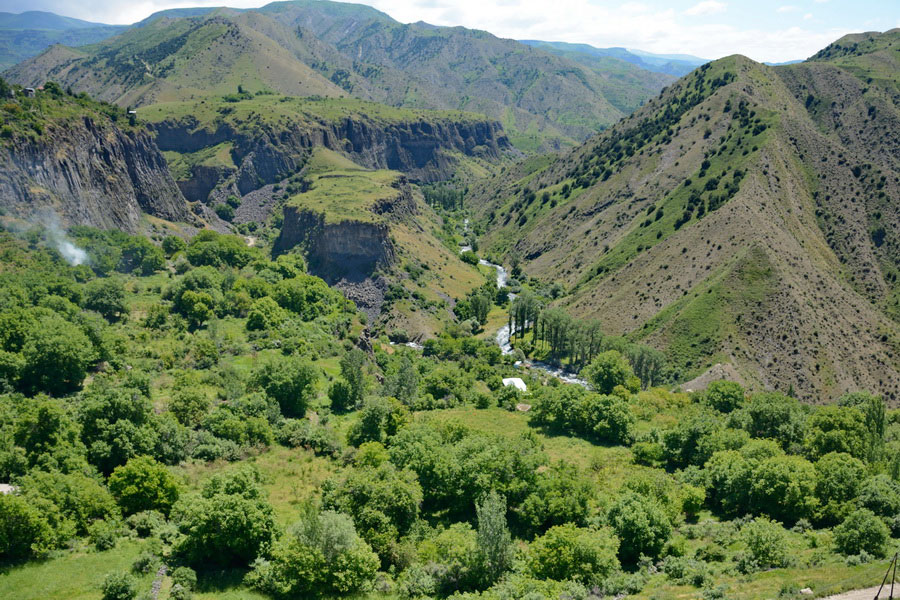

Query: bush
left=101, top=571, right=137, bottom=600
left=246, top=509, right=379, bottom=596
left=125, top=511, right=164, bottom=537
left=108, top=456, right=180, bottom=516
left=88, top=520, right=119, bottom=551
left=0, top=492, right=55, bottom=560
left=608, top=491, right=672, bottom=562
left=170, top=566, right=197, bottom=590
left=737, top=518, right=790, bottom=573
left=526, top=524, right=620, bottom=585
left=131, top=551, right=160, bottom=574
left=834, top=509, right=890, bottom=557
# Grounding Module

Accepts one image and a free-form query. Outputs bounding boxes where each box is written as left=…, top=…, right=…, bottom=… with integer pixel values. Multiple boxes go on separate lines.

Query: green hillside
left=470, top=30, right=900, bottom=401
left=4, top=1, right=675, bottom=151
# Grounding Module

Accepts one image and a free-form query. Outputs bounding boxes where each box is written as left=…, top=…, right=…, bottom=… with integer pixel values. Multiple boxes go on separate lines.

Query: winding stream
left=460, top=232, right=588, bottom=387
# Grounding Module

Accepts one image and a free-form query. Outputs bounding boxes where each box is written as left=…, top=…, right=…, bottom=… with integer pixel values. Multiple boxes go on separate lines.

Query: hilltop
left=0, top=11, right=126, bottom=70
left=470, top=30, right=900, bottom=402
left=4, top=1, right=676, bottom=151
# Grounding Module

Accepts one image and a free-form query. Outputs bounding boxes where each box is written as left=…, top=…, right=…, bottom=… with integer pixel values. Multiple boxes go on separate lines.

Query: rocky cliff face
left=0, top=116, right=189, bottom=231
left=275, top=177, right=417, bottom=319
left=150, top=115, right=509, bottom=202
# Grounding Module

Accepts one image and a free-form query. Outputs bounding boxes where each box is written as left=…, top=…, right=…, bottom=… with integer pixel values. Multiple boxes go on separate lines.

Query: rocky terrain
left=0, top=91, right=190, bottom=232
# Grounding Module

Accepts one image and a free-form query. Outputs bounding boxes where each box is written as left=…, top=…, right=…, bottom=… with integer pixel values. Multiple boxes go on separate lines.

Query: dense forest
left=1, top=218, right=899, bottom=600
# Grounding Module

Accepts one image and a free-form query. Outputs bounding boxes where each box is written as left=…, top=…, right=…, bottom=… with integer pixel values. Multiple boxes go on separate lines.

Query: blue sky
left=0, top=0, right=896, bottom=62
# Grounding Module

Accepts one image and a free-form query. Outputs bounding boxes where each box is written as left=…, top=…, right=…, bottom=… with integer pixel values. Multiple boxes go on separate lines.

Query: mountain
left=4, top=12, right=349, bottom=107
left=470, top=29, right=900, bottom=402
left=521, top=40, right=706, bottom=77
left=0, top=83, right=190, bottom=232
left=5, top=1, right=676, bottom=151
left=0, top=11, right=126, bottom=70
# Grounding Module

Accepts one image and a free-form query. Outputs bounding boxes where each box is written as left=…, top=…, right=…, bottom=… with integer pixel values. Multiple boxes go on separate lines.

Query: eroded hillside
left=471, top=30, right=900, bottom=402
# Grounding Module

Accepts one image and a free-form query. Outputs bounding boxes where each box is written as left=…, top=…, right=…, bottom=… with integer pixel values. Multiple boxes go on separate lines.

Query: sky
left=0, top=0, right=897, bottom=63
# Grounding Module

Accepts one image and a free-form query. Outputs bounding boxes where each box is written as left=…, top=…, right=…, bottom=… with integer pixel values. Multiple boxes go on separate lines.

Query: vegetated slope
left=520, top=40, right=704, bottom=77
left=0, top=82, right=191, bottom=232
left=471, top=30, right=900, bottom=402
left=257, top=0, right=672, bottom=150
left=137, top=94, right=510, bottom=209
left=6, top=1, right=673, bottom=152
left=0, top=11, right=126, bottom=70
left=275, top=148, right=484, bottom=336
left=4, top=11, right=347, bottom=107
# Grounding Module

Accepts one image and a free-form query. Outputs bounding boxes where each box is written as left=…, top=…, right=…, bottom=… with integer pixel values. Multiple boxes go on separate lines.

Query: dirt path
left=819, top=587, right=886, bottom=600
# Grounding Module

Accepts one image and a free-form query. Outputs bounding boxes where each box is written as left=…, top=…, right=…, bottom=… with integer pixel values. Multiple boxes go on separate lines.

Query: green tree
left=84, top=278, right=127, bottom=321
left=739, top=517, right=789, bottom=571
left=322, top=462, right=422, bottom=564
left=248, top=508, right=379, bottom=597
left=340, top=349, right=368, bottom=408
left=169, top=389, right=210, bottom=428
left=347, top=397, right=409, bottom=447
left=805, top=405, right=868, bottom=461
left=857, top=475, right=900, bottom=519
left=517, top=463, right=592, bottom=534
left=607, top=491, right=672, bottom=563
left=814, top=452, right=866, bottom=525
left=251, top=356, right=319, bottom=418
left=0, top=493, right=55, bottom=560
left=581, top=350, right=635, bottom=395
left=20, top=316, right=92, bottom=395
left=526, top=524, right=620, bottom=584
left=476, top=490, right=514, bottom=586
left=108, top=456, right=180, bottom=516
left=735, top=392, right=806, bottom=449
left=172, top=468, right=277, bottom=567
left=704, top=380, right=745, bottom=413
left=834, top=509, right=890, bottom=557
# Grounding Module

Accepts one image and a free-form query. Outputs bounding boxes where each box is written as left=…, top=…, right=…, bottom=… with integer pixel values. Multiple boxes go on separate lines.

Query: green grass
left=0, top=540, right=156, bottom=600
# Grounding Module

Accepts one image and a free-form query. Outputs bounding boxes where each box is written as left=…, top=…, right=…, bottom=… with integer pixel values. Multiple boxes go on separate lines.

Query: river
left=461, top=238, right=588, bottom=387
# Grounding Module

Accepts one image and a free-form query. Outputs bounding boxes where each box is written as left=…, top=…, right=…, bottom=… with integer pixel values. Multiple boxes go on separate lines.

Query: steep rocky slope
left=471, top=30, right=900, bottom=402
left=137, top=95, right=511, bottom=205
left=0, top=85, right=190, bottom=231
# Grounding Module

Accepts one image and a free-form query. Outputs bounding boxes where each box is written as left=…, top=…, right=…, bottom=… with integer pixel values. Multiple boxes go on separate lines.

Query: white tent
left=502, top=377, right=527, bottom=392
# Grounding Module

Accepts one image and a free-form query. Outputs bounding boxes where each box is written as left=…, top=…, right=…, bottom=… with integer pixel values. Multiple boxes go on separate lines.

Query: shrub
left=246, top=509, right=378, bottom=596
left=737, top=517, right=789, bottom=573
left=125, top=511, right=164, bottom=537
left=101, top=571, right=137, bottom=600
left=580, top=350, right=636, bottom=395
left=526, top=524, right=620, bottom=584
left=251, top=356, right=319, bottom=418
left=608, top=491, right=672, bottom=562
left=0, top=492, right=55, bottom=560
left=834, top=509, right=890, bottom=557
left=170, top=566, right=197, bottom=590
left=704, top=380, right=745, bottom=413
left=108, top=456, right=180, bottom=516
left=131, top=551, right=160, bottom=574
left=88, top=520, right=119, bottom=551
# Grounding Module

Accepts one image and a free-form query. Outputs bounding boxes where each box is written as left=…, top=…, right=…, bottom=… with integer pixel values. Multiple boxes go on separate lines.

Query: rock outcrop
left=275, top=176, right=417, bottom=319
left=0, top=116, right=189, bottom=231
left=150, top=115, right=510, bottom=202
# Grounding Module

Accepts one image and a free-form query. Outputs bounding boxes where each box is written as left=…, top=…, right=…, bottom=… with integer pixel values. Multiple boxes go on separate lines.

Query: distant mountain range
left=0, top=11, right=126, bottom=69
left=520, top=40, right=707, bottom=77
left=1, top=3, right=688, bottom=150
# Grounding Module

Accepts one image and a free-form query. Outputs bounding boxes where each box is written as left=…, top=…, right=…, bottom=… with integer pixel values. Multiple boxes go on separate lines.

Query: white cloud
left=777, top=5, right=799, bottom=13
left=684, top=1, right=727, bottom=16
left=804, top=13, right=813, bottom=20
left=0, top=0, right=866, bottom=63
